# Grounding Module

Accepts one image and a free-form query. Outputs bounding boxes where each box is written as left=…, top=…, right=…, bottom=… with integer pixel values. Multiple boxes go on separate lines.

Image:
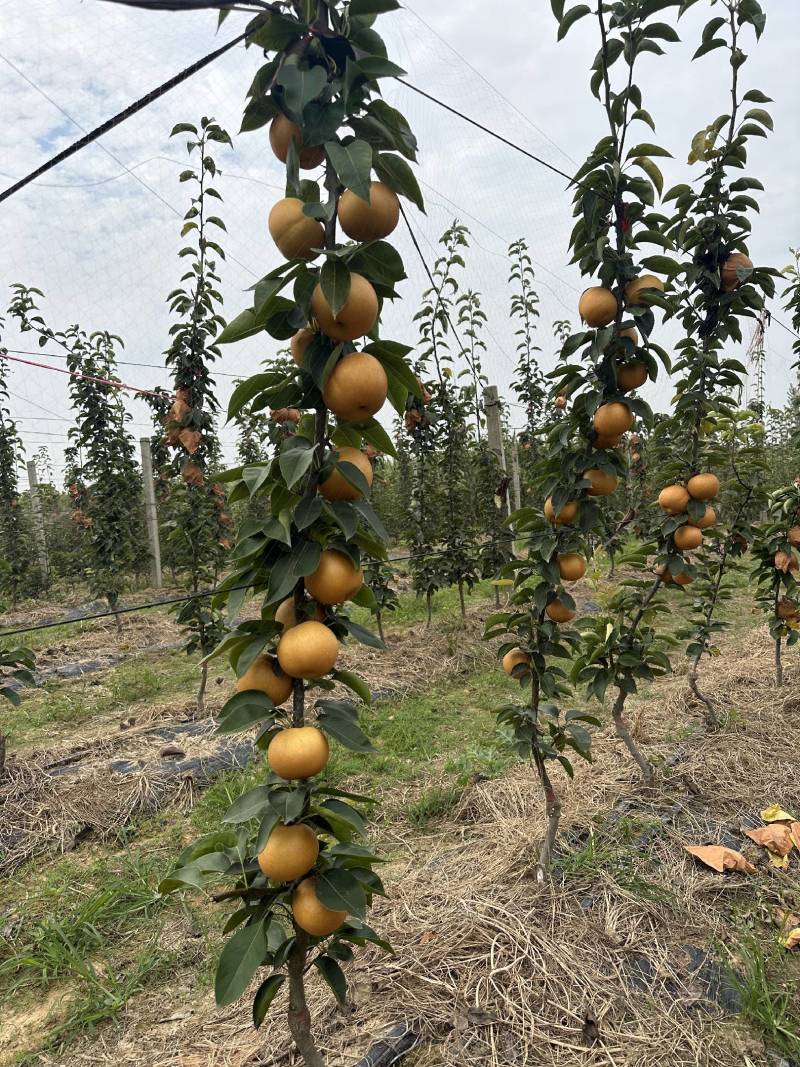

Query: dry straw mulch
left=29, top=624, right=800, bottom=1067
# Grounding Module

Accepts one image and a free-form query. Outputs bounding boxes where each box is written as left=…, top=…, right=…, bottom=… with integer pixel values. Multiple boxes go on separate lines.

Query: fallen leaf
left=418, top=931, right=436, bottom=945
left=790, top=823, right=800, bottom=851
left=769, top=853, right=790, bottom=870
left=685, top=845, right=756, bottom=874
left=774, top=909, right=800, bottom=950
left=744, top=824, right=795, bottom=856
left=761, top=804, right=798, bottom=823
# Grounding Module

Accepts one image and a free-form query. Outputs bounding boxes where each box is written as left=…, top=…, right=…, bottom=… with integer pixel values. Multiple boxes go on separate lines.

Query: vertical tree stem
left=287, top=931, right=325, bottom=1067
left=611, top=690, right=654, bottom=780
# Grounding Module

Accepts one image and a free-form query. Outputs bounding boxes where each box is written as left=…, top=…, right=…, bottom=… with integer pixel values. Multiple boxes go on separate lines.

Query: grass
left=727, top=931, right=800, bottom=1062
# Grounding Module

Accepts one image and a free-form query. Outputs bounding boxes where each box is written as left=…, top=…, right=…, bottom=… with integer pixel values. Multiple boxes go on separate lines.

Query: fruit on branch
left=277, top=620, right=340, bottom=679
left=322, top=352, right=388, bottom=422
left=721, top=251, right=753, bottom=292
left=268, top=725, right=330, bottom=780
left=269, top=198, right=324, bottom=261
left=619, top=326, right=639, bottom=344
left=546, top=598, right=576, bottom=623
left=777, top=598, right=799, bottom=621
left=554, top=394, right=567, bottom=409
left=674, top=525, right=703, bottom=551
left=311, top=272, right=378, bottom=342
left=292, top=876, right=347, bottom=937
left=593, top=432, right=622, bottom=449
left=788, top=526, right=800, bottom=548
left=544, top=497, right=578, bottom=525
left=689, top=506, right=716, bottom=529
left=291, top=327, right=316, bottom=366
left=269, top=114, right=325, bottom=170
left=305, top=548, right=364, bottom=604
left=502, top=647, right=531, bottom=676
left=338, top=182, right=400, bottom=241
left=319, top=446, right=373, bottom=501
left=258, top=823, right=319, bottom=882
left=558, top=553, right=587, bottom=581
left=236, top=654, right=293, bottom=705
left=616, top=361, right=648, bottom=391
left=656, top=564, right=693, bottom=586
left=578, top=286, right=618, bottom=327
left=593, top=402, right=633, bottom=437
left=687, top=473, right=719, bottom=500
left=275, top=597, right=325, bottom=631
left=624, top=274, right=665, bottom=305
left=658, top=484, right=689, bottom=514
left=584, top=468, right=619, bottom=497
left=774, top=550, right=799, bottom=574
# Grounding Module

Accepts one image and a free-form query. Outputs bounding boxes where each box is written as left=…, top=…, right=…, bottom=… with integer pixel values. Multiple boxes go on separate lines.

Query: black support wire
left=0, top=30, right=250, bottom=207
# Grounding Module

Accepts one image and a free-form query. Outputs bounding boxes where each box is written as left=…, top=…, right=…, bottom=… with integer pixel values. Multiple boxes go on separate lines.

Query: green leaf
left=171, top=122, right=197, bottom=137
left=253, top=974, right=286, bottom=1027
left=630, top=157, right=664, bottom=198
left=215, top=921, right=267, bottom=1006
left=372, top=152, right=425, bottom=212
left=557, top=4, right=591, bottom=40
left=249, top=11, right=305, bottom=52
left=217, top=308, right=261, bottom=346
left=742, top=89, right=772, bottom=103
left=222, top=785, right=271, bottom=824
left=277, top=64, right=327, bottom=120
left=279, top=439, right=314, bottom=488
left=318, top=709, right=375, bottom=752
left=217, top=690, right=275, bottom=735
left=357, top=56, right=406, bottom=79
left=742, top=107, right=773, bottom=131
left=640, top=255, right=681, bottom=277
left=350, top=0, right=399, bottom=14
left=314, top=956, right=347, bottom=1005
left=332, top=669, right=372, bottom=704
left=625, top=143, right=673, bottom=160
left=325, top=139, right=373, bottom=201
left=315, top=868, right=366, bottom=918
left=320, top=259, right=351, bottom=318
left=342, top=618, right=385, bottom=650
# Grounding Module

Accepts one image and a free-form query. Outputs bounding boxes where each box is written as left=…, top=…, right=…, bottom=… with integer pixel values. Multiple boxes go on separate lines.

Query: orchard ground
left=0, top=556, right=799, bottom=1067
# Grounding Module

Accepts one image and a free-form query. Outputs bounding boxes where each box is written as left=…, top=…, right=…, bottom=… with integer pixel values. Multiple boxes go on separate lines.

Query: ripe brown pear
left=788, top=526, right=800, bottom=548
left=584, top=468, right=619, bottom=497
left=721, top=251, right=753, bottom=292
left=593, top=402, right=633, bottom=437
left=305, top=548, right=364, bottom=604
left=269, top=114, right=325, bottom=170
left=554, top=394, right=567, bottom=409
left=777, top=598, right=799, bottom=621
left=236, top=654, right=293, bottom=706
left=502, top=648, right=531, bottom=676
left=593, top=432, right=622, bottom=449
left=275, top=597, right=325, bottom=631
left=689, top=506, right=716, bottom=530
left=291, top=327, right=316, bottom=366
left=338, top=182, right=400, bottom=242
left=558, top=553, right=586, bottom=581
left=687, top=473, right=719, bottom=500
left=578, top=286, right=618, bottom=327
left=544, top=497, right=578, bottom=525
left=658, top=484, right=690, bottom=514
left=311, top=272, right=378, bottom=342
left=269, top=198, right=324, bottom=261
left=258, top=823, right=319, bottom=883
left=624, top=274, right=665, bottom=305
left=674, top=525, right=703, bottom=551
left=546, top=599, right=576, bottom=623
left=268, top=726, right=330, bottom=780
left=322, top=352, right=388, bottom=423
left=318, top=446, right=373, bottom=501
left=620, top=326, right=639, bottom=345
left=277, top=621, right=340, bottom=679
left=617, top=361, right=648, bottom=391
left=292, top=876, right=347, bottom=937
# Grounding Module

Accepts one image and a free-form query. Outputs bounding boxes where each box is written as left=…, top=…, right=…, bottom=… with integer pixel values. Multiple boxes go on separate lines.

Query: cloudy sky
left=1, top=0, right=797, bottom=483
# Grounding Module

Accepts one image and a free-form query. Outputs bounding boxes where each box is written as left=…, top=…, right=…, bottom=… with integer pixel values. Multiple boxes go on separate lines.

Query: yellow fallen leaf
left=685, top=845, right=756, bottom=874
left=774, top=909, right=800, bottom=950
left=761, top=804, right=798, bottom=823
left=769, top=852, right=790, bottom=870
left=745, top=824, right=795, bottom=857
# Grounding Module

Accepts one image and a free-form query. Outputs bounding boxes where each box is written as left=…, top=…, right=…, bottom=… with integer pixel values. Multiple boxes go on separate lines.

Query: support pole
left=139, top=438, right=163, bottom=589
left=26, top=460, right=49, bottom=582
left=510, top=434, right=522, bottom=513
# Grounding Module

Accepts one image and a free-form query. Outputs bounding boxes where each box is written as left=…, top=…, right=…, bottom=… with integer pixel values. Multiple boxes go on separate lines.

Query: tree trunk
left=376, top=610, right=386, bottom=646
left=0, top=732, right=6, bottom=776
left=287, top=931, right=325, bottom=1067
left=532, top=750, right=561, bottom=880
left=494, top=585, right=500, bottom=607
left=426, top=589, right=432, bottom=627
left=611, top=690, right=654, bottom=781
left=688, top=652, right=719, bottom=729
left=776, top=636, right=783, bottom=687
left=197, top=660, right=209, bottom=716
left=458, top=580, right=466, bottom=623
